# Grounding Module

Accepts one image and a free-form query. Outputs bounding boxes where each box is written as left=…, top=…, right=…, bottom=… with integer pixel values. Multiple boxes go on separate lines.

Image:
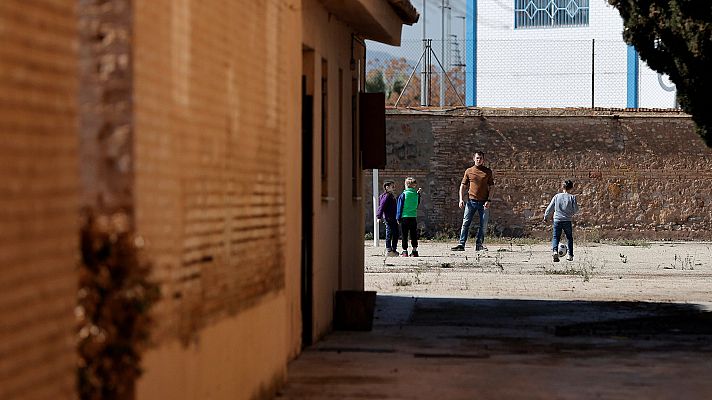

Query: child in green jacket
left=396, top=177, right=422, bottom=257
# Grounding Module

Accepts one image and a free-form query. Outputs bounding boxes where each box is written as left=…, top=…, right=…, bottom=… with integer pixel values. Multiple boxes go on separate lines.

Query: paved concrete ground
left=277, top=242, right=712, bottom=399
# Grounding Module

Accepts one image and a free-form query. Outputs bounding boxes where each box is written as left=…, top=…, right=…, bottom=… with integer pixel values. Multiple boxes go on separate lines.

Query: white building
left=467, top=0, right=677, bottom=108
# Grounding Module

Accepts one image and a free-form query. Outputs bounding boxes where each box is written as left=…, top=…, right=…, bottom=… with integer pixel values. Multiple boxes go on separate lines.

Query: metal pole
left=421, top=0, right=427, bottom=106
left=458, top=15, right=466, bottom=103
left=372, top=169, right=379, bottom=247
left=591, top=38, right=595, bottom=108
left=440, top=0, right=446, bottom=107
left=427, top=39, right=432, bottom=105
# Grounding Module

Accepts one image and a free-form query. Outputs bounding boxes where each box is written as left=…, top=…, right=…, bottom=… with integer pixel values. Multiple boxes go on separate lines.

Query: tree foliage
left=365, top=69, right=387, bottom=94
left=608, top=0, right=712, bottom=146
left=366, top=57, right=465, bottom=106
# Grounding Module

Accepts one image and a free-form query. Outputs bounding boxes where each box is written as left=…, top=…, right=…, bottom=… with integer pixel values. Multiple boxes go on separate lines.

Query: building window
left=514, top=0, right=589, bottom=29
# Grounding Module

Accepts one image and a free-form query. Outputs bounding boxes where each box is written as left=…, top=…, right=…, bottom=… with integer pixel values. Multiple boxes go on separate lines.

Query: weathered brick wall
left=78, top=0, right=134, bottom=219
left=366, top=109, right=712, bottom=240
left=133, top=0, right=288, bottom=343
left=0, top=1, right=78, bottom=399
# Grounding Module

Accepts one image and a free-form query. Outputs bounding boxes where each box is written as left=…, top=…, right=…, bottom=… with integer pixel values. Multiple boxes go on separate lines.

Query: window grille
left=514, top=0, right=589, bottom=29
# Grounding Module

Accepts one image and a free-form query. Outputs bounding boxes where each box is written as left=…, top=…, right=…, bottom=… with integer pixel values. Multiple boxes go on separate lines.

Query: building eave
left=319, top=0, right=419, bottom=45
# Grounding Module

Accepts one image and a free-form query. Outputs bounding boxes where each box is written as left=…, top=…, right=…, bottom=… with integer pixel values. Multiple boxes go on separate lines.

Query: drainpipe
left=421, top=0, right=428, bottom=106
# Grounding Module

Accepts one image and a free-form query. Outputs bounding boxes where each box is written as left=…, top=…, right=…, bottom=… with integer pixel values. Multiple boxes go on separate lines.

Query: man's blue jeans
left=552, top=220, right=574, bottom=257
left=458, top=200, right=488, bottom=247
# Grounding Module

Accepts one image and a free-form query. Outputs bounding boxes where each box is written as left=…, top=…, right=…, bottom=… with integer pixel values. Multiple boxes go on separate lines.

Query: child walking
left=376, top=180, right=399, bottom=257
left=544, top=180, right=579, bottom=262
left=396, top=177, right=422, bottom=257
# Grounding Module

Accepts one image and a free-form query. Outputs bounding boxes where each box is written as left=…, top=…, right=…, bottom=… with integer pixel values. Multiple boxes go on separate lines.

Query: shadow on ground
left=278, top=295, right=712, bottom=399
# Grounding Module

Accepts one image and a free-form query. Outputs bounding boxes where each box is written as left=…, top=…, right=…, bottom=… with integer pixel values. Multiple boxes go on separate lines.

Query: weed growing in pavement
left=523, top=245, right=533, bottom=263
left=671, top=254, right=695, bottom=270
left=614, top=239, right=651, bottom=247
left=431, top=230, right=458, bottom=242
left=413, top=269, right=431, bottom=285
left=544, top=252, right=600, bottom=282
left=544, top=266, right=591, bottom=282
left=494, top=252, right=504, bottom=271
left=486, top=236, right=543, bottom=246
left=393, top=277, right=413, bottom=287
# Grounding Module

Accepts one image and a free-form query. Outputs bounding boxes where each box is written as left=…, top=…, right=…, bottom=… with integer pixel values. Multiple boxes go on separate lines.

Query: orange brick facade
left=0, top=1, right=78, bottom=399
left=1, top=1, right=413, bottom=399
left=132, top=0, right=289, bottom=344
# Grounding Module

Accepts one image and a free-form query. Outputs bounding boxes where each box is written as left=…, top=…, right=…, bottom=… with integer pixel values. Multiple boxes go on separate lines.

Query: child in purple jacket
left=376, top=180, right=399, bottom=256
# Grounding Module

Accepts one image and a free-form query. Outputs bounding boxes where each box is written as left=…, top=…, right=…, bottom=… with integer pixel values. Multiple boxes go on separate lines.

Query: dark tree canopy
left=609, top=0, right=712, bottom=146
left=365, top=70, right=387, bottom=94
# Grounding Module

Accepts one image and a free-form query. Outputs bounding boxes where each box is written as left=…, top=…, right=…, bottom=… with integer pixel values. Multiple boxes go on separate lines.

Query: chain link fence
left=366, top=39, right=678, bottom=109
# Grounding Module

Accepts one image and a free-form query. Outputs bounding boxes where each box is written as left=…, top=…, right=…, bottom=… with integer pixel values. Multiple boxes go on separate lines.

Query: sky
left=366, top=0, right=468, bottom=57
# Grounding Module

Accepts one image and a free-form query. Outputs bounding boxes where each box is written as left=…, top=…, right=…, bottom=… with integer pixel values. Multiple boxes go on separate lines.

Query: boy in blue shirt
left=396, top=177, right=422, bottom=257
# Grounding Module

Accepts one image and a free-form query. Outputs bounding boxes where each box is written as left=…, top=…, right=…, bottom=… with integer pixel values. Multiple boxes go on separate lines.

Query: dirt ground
left=365, top=239, right=712, bottom=304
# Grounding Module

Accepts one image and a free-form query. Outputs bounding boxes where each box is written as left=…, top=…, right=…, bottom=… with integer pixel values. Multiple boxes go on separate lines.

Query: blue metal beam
left=626, top=45, right=639, bottom=108
left=466, top=0, right=476, bottom=106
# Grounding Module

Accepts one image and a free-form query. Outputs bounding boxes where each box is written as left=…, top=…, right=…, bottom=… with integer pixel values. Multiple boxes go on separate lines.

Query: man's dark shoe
left=411, top=250, right=419, bottom=257
left=476, top=244, right=487, bottom=251
left=451, top=244, right=465, bottom=251
left=552, top=251, right=560, bottom=262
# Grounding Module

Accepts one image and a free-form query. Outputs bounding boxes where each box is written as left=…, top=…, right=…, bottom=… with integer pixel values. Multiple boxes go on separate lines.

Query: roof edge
left=387, top=0, right=419, bottom=25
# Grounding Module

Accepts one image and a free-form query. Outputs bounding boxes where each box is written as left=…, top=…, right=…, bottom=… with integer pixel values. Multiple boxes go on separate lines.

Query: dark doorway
left=301, top=75, right=314, bottom=347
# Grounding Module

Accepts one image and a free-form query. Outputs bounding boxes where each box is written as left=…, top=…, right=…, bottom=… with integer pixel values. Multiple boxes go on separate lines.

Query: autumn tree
left=365, top=69, right=387, bottom=94
left=609, top=0, right=712, bottom=146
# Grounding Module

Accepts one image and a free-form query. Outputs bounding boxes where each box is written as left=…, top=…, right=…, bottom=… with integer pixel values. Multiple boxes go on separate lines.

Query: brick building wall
left=0, top=1, right=78, bottom=399
left=130, top=1, right=298, bottom=399
left=1, top=0, right=409, bottom=399
left=132, top=0, right=287, bottom=345
left=366, top=109, right=712, bottom=241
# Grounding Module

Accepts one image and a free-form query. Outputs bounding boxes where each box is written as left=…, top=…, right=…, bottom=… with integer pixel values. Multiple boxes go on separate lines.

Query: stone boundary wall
left=365, top=108, right=712, bottom=240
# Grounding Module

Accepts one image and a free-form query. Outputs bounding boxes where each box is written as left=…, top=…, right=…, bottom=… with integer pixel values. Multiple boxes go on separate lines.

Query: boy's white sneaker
left=566, top=254, right=574, bottom=261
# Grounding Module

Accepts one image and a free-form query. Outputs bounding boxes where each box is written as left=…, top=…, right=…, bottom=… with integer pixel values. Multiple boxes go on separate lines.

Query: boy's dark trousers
left=400, top=217, right=418, bottom=250
left=552, top=220, right=574, bottom=257
left=384, top=219, right=399, bottom=252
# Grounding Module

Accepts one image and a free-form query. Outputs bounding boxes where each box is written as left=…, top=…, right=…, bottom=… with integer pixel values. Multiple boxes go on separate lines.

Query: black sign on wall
left=359, top=92, right=386, bottom=169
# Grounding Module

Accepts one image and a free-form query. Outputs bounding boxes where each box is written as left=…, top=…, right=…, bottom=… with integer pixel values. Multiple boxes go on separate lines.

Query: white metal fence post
left=372, top=169, right=379, bottom=247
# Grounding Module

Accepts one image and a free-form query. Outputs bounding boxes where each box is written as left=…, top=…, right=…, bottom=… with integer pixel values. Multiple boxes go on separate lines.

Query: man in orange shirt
left=451, top=151, right=494, bottom=252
